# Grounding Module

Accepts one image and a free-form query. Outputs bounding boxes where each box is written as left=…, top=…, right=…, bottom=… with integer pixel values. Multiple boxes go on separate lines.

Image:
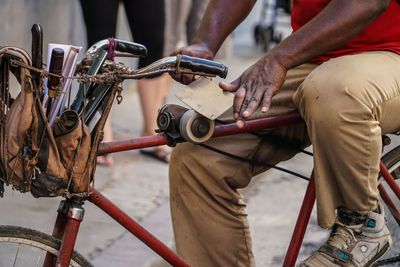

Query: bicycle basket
left=0, top=46, right=116, bottom=198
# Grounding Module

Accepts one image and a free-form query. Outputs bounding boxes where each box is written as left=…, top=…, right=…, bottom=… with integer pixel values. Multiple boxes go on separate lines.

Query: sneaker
left=299, top=204, right=392, bottom=267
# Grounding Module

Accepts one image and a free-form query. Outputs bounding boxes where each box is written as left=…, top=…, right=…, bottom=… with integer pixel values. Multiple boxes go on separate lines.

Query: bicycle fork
left=43, top=199, right=85, bottom=267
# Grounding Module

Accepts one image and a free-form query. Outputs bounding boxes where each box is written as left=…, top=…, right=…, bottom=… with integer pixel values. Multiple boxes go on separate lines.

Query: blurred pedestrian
left=79, top=0, right=171, bottom=165
left=165, top=0, right=231, bottom=59
left=165, top=0, right=209, bottom=52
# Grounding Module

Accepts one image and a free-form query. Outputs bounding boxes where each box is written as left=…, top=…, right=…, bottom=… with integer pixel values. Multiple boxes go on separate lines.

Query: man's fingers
left=233, top=87, right=246, bottom=119
left=219, top=77, right=241, bottom=92
left=242, top=88, right=265, bottom=118
left=182, top=74, right=196, bottom=84
left=169, top=72, right=182, bottom=83
left=260, top=88, right=275, bottom=113
left=220, top=78, right=242, bottom=120
left=236, top=120, right=245, bottom=129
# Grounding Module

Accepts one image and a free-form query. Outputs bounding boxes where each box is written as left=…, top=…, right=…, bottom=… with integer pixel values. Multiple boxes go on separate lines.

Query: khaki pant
left=169, top=51, right=400, bottom=267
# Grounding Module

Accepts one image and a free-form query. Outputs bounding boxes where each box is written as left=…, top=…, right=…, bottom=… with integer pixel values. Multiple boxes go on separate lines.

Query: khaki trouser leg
left=169, top=64, right=315, bottom=267
left=293, top=51, right=400, bottom=228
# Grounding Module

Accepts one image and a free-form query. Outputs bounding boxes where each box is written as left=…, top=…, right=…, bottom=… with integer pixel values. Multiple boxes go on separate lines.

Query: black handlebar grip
left=115, top=39, right=147, bottom=58
left=179, top=55, right=228, bottom=78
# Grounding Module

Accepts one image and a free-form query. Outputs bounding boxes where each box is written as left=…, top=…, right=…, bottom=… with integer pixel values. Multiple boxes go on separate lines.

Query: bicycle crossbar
left=98, top=134, right=168, bottom=155
left=89, top=187, right=190, bottom=267
left=213, top=113, right=303, bottom=137
left=97, top=113, right=303, bottom=155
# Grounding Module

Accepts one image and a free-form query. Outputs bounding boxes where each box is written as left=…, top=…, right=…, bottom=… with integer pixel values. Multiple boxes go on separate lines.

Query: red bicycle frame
left=46, top=113, right=400, bottom=267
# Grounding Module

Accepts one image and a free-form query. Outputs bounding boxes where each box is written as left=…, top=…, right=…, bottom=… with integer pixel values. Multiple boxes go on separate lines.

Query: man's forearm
left=191, top=0, right=256, bottom=55
left=271, top=0, right=390, bottom=69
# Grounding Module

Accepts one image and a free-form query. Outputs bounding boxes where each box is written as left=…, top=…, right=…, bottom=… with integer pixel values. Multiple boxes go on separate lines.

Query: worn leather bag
left=0, top=46, right=93, bottom=197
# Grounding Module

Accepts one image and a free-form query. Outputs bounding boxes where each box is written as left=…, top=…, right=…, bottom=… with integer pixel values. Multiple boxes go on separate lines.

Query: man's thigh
left=294, top=51, right=400, bottom=134
left=171, top=63, right=317, bottom=187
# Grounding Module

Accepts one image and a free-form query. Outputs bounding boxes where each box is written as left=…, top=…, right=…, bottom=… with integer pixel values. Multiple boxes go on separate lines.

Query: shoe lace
left=327, top=223, right=359, bottom=251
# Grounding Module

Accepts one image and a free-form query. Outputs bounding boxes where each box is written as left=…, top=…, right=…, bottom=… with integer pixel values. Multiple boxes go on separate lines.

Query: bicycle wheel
left=377, top=145, right=400, bottom=266
left=0, top=225, right=92, bottom=267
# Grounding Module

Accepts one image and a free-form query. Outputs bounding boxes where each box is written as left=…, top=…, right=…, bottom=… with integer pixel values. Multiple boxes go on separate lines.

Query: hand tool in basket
left=70, top=50, right=108, bottom=114
left=46, top=48, right=64, bottom=117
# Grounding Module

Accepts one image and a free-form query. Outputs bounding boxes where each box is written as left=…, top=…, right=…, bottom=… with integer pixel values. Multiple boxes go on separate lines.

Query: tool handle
left=31, top=24, right=43, bottom=70
left=48, top=48, right=64, bottom=98
left=31, top=23, right=43, bottom=96
left=70, top=50, right=108, bottom=112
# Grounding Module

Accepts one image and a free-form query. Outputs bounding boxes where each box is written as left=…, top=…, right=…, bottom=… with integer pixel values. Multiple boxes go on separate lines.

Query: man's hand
left=170, top=43, right=214, bottom=85
left=220, top=56, right=287, bottom=128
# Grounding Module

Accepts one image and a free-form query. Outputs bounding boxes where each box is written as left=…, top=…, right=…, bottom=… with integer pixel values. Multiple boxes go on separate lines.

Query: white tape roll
left=179, top=109, right=215, bottom=144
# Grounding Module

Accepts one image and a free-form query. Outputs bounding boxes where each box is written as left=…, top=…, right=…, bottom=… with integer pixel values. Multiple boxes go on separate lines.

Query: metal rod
left=98, top=134, right=168, bottom=155
left=213, top=113, right=303, bottom=137
left=134, top=57, right=177, bottom=74
left=98, top=113, right=304, bottom=156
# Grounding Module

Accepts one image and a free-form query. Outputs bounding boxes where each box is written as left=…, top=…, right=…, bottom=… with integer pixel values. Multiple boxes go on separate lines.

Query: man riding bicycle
left=170, top=0, right=400, bottom=266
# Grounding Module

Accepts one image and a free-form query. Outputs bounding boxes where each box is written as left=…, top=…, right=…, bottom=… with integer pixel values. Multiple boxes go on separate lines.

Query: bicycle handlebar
left=86, top=39, right=147, bottom=59
left=78, top=40, right=228, bottom=81
left=178, top=55, right=228, bottom=79
left=128, top=55, right=228, bottom=79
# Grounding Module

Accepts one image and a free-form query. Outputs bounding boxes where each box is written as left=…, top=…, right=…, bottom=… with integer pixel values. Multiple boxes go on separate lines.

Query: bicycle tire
left=0, top=225, right=92, bottom=267
left=376, top=145, right=400, bottom=266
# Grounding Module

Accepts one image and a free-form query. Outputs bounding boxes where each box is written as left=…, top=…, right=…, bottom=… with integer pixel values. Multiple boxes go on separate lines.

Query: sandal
left=140, top=146, right=171, bottom=164
left=97, top=155, right=114, bottom=166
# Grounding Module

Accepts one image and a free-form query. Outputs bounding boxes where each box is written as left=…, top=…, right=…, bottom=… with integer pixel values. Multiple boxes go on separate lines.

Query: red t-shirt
left=291, top=0, right=400, bottom=64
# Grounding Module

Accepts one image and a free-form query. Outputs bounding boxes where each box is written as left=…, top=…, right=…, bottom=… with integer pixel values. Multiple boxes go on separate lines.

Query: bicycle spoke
left=35, top=250, right=44, bottom=267
left=13, top=243, right=21, bottom=267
